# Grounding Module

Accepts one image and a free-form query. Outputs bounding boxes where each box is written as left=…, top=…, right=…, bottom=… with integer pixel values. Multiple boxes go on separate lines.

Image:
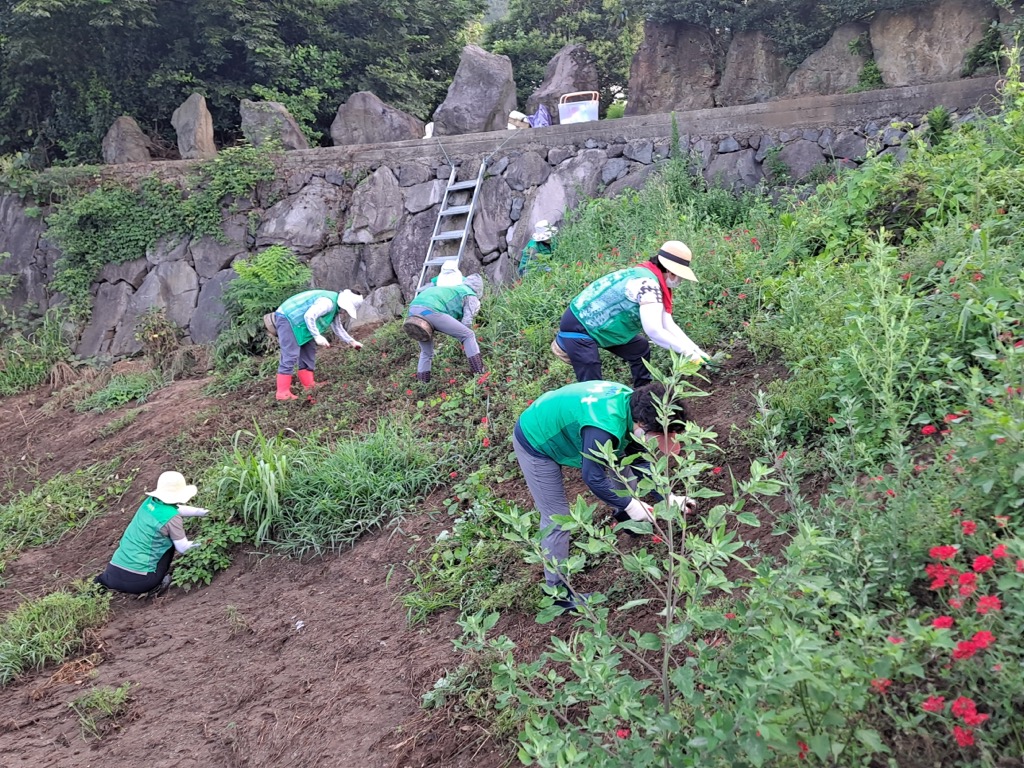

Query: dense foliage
left=0, top=0, right=485, bottom=162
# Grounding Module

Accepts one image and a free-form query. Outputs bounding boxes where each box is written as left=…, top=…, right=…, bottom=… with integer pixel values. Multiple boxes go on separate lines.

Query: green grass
left=0, top=312, right=72, bottom=396
left=75, top=372, right=163, bottom=413
left=0, top=462, right=134, bottom=568
left=69, top=682, right=133, bottom=739
left=0, top=582, right=111, bottom=686
left=96, top=407, right=143, bottom=438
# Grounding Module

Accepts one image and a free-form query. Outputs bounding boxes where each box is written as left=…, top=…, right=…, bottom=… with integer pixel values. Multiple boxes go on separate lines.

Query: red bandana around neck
left=638, top=261, right=673, bottom=313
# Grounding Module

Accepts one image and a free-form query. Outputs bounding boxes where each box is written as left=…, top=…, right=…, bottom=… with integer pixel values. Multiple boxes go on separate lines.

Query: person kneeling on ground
left=95, top=471, right=207, bottom=595
left=518, top=220, right=557, bottom=276
left=512, top=380, right=694, bottom=612
left=404, top=273, right=485, bottom=383
left=273, top=288, right=363, bottom=400
left=554, top=240, right=707, bottom=387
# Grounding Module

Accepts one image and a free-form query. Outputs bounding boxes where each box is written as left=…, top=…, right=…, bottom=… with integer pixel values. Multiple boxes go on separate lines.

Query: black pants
left=558, top=308, right=652, bottom=387
left=95, top=547, right=174, bottom=594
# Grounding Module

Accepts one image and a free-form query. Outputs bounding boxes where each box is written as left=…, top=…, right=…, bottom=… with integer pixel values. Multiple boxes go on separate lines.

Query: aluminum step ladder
left=414, top=159, right=487, bottom=294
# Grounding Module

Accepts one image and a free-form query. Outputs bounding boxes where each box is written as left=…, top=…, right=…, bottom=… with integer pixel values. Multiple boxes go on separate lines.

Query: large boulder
left=784, top=23, right=870, bottom=97
left=257, top=178, right=348, bottom=255
left=525, top=44, right=599, bottom=125
left=389, top=210, right=440, bottom=300
left=704, top=149, right=762, bottom=191
left=76, top=282, right=135, bottom=358
left=351, top=284, right=405, bottom=329
left=0, top=195, right=48, bottom=312
left=189, top=214, right=247, bottom=279
left=110, top=261, right=200, bottom=355
left=871, top=0, right=998, bottom=86
left=330, top=92, right=425, bottom=146
left=472, top=176, right=513, bottom=256
left=342, top=167, right=404, bottom=245
left=239, top=100, right=310, bottom=151
left=505, top=151, right=551, bottom=191
left=432, top=45, right=517, bottom=136
left=189, top=269, right=235, bottom=344
left=170, top=93, right=217, bottom=160
left=775, top=140, right=826, bottom=183
left=716, top=31, right=791, bottom=106
left=101, top=117, right=152, bottom=164
left=625, top=21, right=718, bottom=116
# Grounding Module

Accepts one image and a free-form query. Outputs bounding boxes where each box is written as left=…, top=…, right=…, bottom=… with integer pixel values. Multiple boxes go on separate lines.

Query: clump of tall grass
left=215, top=420, right=445, bottom=555
left=74, top=371, right=163, bottom=413
left=0, top=582, right=111, bottom=686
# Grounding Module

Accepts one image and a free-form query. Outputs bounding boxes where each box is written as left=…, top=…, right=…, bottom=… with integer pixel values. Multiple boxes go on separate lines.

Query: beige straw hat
left=656, top=241, right=697, bottom=282
left=147, top=471, right=198, bottom=505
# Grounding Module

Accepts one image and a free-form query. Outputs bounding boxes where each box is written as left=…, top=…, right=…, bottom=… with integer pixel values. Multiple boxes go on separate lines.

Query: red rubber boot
left=296, top=369, right=318, bottom=389
left=276, top=374, right=298, bottom=400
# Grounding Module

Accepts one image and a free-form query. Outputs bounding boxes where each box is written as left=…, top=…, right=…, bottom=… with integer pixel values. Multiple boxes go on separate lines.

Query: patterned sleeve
left=625, top=277, right=663, bottom=306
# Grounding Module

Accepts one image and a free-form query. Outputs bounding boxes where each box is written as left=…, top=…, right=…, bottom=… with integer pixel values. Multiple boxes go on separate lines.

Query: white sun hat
left=436, top=259, right=465, bottom=287
left=533, top=220, right=557, bottom=242
left=147, top=471, right=198, bottom=505
left=336, top=289, right=364, bottom=319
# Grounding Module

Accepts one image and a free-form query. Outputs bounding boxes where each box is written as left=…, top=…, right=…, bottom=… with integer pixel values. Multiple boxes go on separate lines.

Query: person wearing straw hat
left=94, top=471, right=208, bottom=595
left=518, top=220, right=558, bottom=277
left=513, top=380, right=696, bottom=613
left=272, top=288, right=364, bottom=401
left=553, top=240, right=706, bottom=387
left=404, top=273, right=485, bottom=383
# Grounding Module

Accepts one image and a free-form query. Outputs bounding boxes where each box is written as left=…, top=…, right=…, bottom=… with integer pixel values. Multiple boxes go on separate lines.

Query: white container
left=558, top=91, right=600, bottom=125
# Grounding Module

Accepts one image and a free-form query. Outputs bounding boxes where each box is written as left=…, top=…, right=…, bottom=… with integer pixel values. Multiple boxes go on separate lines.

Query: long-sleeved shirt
left=304, top=296, right=355, bottom=345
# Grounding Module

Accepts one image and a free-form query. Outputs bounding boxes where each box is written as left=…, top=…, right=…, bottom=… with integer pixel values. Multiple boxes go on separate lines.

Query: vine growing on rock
left=45, top=143, right=277, bottom=317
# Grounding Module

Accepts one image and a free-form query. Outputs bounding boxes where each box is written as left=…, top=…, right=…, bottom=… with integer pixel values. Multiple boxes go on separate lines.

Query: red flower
left=932, top=616, right=954, bottom=629
left=900, top=272, right=911, bottom=281
left=1017, top=559, right=1024, bottom=572
left=991, top=544, right=1008, bottom=559
left=616, top=728, right=630, bottom=739
left=959, top=583, right=977, bottom=597
left=926, top=563, right=959, bottom=589
left=885, top=489, right=896, bottom=497
left=921, top=424, right=938, bottom=435
left=929, top=545, right=957, bottom=560
left=477, top=372, right=491, bottom=385
left=971, top=630, right=995, bottom=649
left=952, top=640, right=977, bottom=659
left=963, top=711, right=989, bottom=727
left=952, top=292, right=961, bottom=299
left=651, top=535, right=663, bottom=544
left=724, top=612, right=736, bottom=619
left=994, top=516, right=1009, bottom=528
left=797, top=741, right=809, bottom=760
left=949, top=597, right=964, bottom=610
left=976, top=595, right=1002, bottom=614
left=828, top=416, right=836, bottom=424
left=870, top=678, right=892, bottom=695
left=951, top=697, right=977, bottom=718
left=922, top=695, right=945, bottom=713
left=711, top=466, right=722, bottom=475
left=405, top=389, right=414, bottom=395
left=935, top=260, right=945, bottom=267
left=738, top=293, right=747, bottom=299
left=953, top=726, right=974, bottom=747
left=778, top=451, right=787, bottom=459
left=973, top=555, right=995, bottom=573
left=958, top=572, right=977, bottom=587
left=887, top=636, right=904, bottom=645
left=972, top=272, right=983, bottom=282
left=482, top=437, right=491, bottom=447
left=480, top=416, right=488, bottom=424
left=961, top=520, right=977, bottom=535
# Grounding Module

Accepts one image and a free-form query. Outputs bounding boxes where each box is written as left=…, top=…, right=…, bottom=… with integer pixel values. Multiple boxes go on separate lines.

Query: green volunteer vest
left=519, top=381, right=633, bottom=467
left=277, top=290, right=339, bottom=346
left=110, top=497, right=180, bottom=573
left=569, top=267, right=651, bottom=347
left=409, top=284, right=475, bottom=320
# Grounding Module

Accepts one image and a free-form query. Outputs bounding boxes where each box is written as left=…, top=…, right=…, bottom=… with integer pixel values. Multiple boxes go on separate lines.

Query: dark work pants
left=557, top=308, right=652, bottom=387
left=95, top=546, right=174, bottom=594
left=275, top=312, right=318, bottom=375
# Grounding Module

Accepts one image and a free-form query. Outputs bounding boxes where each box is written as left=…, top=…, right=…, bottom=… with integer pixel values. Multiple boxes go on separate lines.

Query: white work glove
left=668, top=494, right=697, bottom=514
left=177, top=505, right=209, bottom=517
left=173, top=537, right=200, bottom=554
left=314, top=335, right=330, bottom=348
left=625, top=498, right=654, bottom=523
left=349, top=340, right=363, bottom=350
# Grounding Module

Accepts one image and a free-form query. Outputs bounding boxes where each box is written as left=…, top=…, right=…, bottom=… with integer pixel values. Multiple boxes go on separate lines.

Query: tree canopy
left=0, top=0, right=484, bottom=162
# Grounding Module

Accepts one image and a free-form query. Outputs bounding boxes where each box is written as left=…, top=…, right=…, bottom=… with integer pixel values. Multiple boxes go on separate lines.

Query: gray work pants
left=512, top=429, right=571, bottom=587
left=409, top=307, right=480, bottom=374
left=275, top=313, right=317, bottom=375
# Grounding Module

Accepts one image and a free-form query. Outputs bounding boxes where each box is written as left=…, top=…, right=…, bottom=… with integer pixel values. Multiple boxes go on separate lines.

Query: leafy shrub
left=0, top=582, right=111, bottom=686
left=74, top=371, right=163, bottom=413
left=214, top=245, right=311, bottom=368
left=171, top=517, right=248, bottom=591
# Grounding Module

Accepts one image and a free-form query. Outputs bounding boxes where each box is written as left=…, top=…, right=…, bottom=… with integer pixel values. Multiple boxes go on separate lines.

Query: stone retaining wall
left=0, top=77, right=999, bottom=359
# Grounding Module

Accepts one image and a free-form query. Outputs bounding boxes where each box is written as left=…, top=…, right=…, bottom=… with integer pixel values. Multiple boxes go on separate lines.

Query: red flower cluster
left=926, top=562, right=959, bottom=590
left=870, top=678, right=892, bottom=695
left=951, top=696, right=989, bottom=728
left=932, top=615, right=954, bottom=629
left=921, top=424, right=938, bottom=435
left=922, top=695, right=945, bottom=713
left=929, top=545, right=958, bottom=560
left=961, top=520, right=977, bottom=535
left=976, top=595, right=1001, bottom=615
left=972, top=555, right=994, bottom=573
left=797, top=740, right=809, bottom=760
left=953, top=631, right=998, bottom=661
left=616, top=728, right=630, bottom=739
left=954, top=725, right=975, bottom=747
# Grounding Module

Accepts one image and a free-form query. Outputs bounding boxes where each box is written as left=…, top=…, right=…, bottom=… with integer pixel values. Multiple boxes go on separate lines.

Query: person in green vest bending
left=554, top=240, right=706, bottom=387
left=513, top=380, right=695, bottom=612
left=95, top=471, right=207, bottom=595
left=273, top=288, right=363, bottom=401
left=518, top=220, right=557, bottom=276
left=405, top=274, right=485, bottom=383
